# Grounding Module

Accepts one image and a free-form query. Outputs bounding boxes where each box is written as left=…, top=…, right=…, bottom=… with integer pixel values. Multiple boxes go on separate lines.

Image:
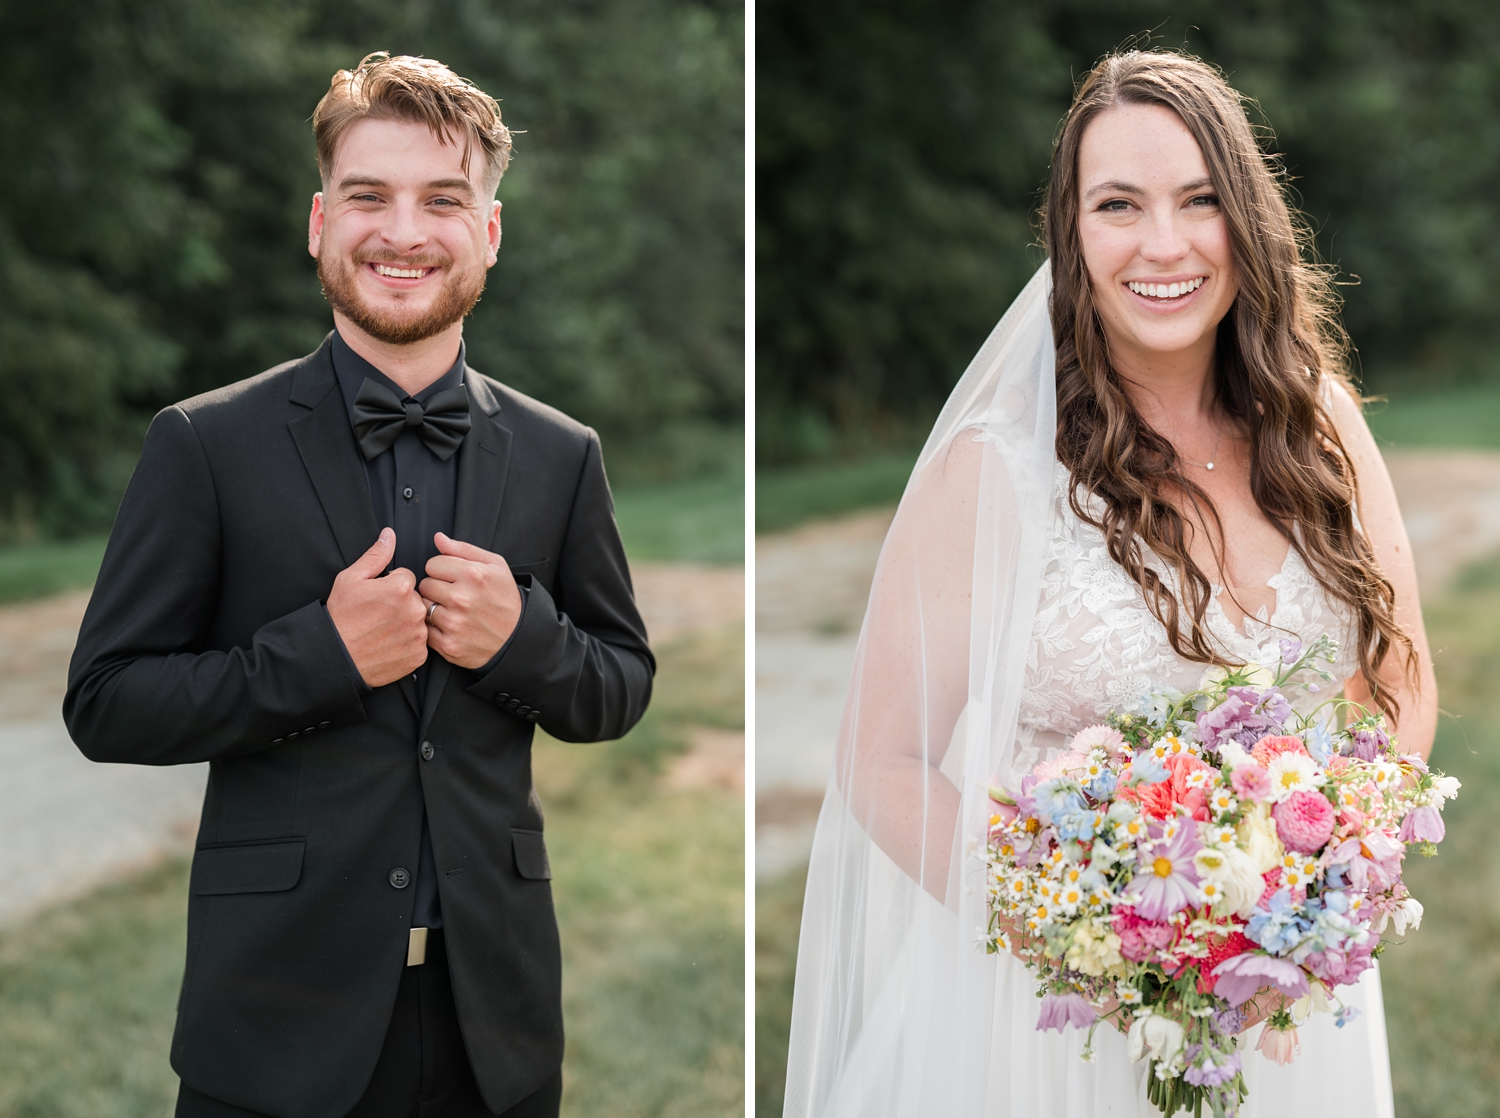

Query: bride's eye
left=1188, top=193, right=1220, bottom=208
left=1097, top=198, right=1133, bottom=213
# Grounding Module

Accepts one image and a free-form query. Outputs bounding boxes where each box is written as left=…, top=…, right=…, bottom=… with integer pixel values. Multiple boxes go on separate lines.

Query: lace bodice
left=1015, top=463, right=1359, bottom=774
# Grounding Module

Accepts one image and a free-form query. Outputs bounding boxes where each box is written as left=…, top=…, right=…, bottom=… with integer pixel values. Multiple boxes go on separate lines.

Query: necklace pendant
left=1205, top=461, right=1215, bottom=471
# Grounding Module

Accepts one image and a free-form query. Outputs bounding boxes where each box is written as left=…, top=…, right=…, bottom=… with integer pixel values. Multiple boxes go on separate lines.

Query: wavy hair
left=1042, top=50, right=1412, bottom=716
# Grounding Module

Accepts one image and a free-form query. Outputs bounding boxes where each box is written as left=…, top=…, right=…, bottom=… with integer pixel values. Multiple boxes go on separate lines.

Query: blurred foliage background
left=757, top=0, right=1500, bottom=467
left=0, top=0, right=743, bottom=540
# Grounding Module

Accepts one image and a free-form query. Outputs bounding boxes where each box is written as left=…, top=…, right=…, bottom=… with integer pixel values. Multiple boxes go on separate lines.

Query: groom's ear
left=308, top=192, right=326, bottom=258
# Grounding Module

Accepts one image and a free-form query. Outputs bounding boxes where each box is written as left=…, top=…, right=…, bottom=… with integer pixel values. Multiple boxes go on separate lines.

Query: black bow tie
left=352, top=378, right=472, bottom=462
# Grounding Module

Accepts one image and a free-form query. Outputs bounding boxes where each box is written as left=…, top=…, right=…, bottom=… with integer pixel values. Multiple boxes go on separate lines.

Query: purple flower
left=1211, top=1005, right=1248, bottom=1036
left=1398, top=805, right=1446, bottom=844
left=1036, top=991, right=1096, bottom=1032
left=1210, top=953, right=1309, bottom=1008
left=1279, top=639, right=1303, bottom=666
left=1183, top=1046, right=1243, bottom=1087
left=1132, top=824, right=1201, bottom=921
left=1196, top=687, right=1292, bottom=751
left=1344, top=725, right=1390, bottom=761
left=1335, top=1005, right=1363, bottom=1029
left=1305, top=938, right=1375, bottom=988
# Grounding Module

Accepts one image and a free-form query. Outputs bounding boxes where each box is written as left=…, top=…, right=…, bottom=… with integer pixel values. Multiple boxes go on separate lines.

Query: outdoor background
left=757, top=3, right=1500, bottom=1117
left=0, top=0, right=744, bottom=1115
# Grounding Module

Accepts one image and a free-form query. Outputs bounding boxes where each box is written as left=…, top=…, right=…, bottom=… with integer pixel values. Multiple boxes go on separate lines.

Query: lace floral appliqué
left=1015, top=464, right=1358, bottom=774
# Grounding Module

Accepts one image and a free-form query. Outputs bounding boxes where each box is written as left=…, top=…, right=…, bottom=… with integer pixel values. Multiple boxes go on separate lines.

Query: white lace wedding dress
left=982, top=464, right=1396, bottom=1116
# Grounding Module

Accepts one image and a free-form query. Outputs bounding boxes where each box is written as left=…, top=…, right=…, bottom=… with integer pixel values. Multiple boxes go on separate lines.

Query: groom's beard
left=318, top=249, right=486, bottom=346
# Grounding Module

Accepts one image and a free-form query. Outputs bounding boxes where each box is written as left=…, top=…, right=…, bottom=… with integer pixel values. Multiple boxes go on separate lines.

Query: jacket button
left=318, top=721, right=331, bottom=728
left=496, top=692, right=510, bottom=701
left=420, top=741, right=435, bottom=761
left=389, top=868, right=411, bottom=889
left=271, top=738, right=283, bottom=744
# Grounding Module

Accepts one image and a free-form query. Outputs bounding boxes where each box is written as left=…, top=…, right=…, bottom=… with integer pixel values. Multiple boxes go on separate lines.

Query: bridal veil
left=783, top=262, right=1061, bottom=1116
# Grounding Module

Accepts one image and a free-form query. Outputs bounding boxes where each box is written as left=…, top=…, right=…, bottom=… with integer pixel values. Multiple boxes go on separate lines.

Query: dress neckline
left=1209, top=541, right=1297, bottom=640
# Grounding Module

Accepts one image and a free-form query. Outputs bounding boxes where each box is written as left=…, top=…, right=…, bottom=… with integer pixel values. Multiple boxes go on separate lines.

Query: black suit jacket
left=63, top=337, right=654, bottom=1117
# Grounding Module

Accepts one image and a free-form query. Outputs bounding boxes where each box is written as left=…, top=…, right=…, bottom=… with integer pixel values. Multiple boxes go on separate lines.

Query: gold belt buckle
left=407, top=927, right=429, bottom=967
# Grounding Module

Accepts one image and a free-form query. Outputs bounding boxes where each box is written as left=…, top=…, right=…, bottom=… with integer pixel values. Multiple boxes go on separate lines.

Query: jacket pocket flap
left=192, top=840, right=305, bottom=896
left=511, top=829, right=552, bottom=880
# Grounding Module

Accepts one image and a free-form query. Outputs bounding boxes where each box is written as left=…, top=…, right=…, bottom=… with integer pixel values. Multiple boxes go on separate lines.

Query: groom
left=63, top=53, right=653, bottom=1118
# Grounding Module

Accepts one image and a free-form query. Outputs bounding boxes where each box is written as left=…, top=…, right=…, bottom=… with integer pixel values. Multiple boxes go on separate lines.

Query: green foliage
left=758, top=0, right=1500, bottom=464
left=1363, top=383, right=1500, bottom=450
left=754, top=863, right=806, bottom=1118
left=1, top=0, right=742, bottom=538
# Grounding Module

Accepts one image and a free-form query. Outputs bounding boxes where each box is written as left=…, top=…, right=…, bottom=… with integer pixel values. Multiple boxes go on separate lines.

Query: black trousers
left=176, top=930, right=562, bottom=1118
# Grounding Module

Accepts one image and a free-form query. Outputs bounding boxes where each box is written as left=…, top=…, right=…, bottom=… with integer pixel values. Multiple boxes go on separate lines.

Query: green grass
left=754, top=863, right=806, bottom=1118
left=1377, top=555, right=1500, bottom=1116
left=0, top=621, right=744, bottom=1117
left=0, top=536, right=108, bottom=604
left=613, top=470, right=744, bottom=565
left=1364, top=381, right=1500, bottom=449
left=755, top=451, right=918, bottom=535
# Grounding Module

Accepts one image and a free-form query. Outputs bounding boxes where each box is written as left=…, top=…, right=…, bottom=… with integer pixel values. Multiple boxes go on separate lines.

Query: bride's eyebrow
left=1083, top=177, right=1216, bottom=201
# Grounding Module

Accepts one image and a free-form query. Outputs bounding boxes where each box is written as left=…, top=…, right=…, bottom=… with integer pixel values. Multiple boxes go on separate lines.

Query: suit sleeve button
left=318, top=721, right=331, bottom=729
left=389, top=868, right=411, bottom=889
left=272, top=738, right=283, bottom=744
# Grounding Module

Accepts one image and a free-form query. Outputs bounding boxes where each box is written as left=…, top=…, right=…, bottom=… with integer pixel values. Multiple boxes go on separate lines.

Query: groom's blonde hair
left=313, top=52, right=514, bottom=198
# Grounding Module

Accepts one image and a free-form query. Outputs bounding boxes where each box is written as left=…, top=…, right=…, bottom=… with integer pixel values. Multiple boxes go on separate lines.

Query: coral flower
left=1251, top=734, right=1309, bottom=766
left=1272, top=790, right=1336, bottom=853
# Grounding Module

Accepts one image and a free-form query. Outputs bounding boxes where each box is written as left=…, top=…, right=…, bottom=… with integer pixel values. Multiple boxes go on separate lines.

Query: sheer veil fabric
left=779, top=263, right=1396, bottom=1117
left=783, top=263, right=1059, bottom=1116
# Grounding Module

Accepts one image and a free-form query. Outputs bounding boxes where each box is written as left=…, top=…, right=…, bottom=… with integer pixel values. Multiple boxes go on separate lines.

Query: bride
left=781, top=50, right=1436, bottom=1117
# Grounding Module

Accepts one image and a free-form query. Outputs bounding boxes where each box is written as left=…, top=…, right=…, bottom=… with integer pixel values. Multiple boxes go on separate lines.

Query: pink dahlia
left=1111, top=906, right=1178, bottom=963
left=1230, top=764, right=1272, bottom=803
left=1273, top=790, right=1336, bottom=853
left=1251, top=734, right=1309, bottom=766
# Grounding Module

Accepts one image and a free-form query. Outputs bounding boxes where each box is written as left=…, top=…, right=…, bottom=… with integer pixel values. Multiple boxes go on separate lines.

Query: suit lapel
left=288, top=339, right=420, bottom=718
left=421, top=368, right=514, bottom=738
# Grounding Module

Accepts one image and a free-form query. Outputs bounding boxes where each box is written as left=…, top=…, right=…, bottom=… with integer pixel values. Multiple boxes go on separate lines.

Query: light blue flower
left=1246, top=888, right=1314, bottom=956
left=1302, top=724, right=1334, bottom=765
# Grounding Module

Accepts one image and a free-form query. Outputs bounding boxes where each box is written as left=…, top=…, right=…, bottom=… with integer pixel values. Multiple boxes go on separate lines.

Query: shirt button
left=402, top=486, right=414, bottom=501
left=389, top=868, right=411, bottom=889
left=420, top=741, right=435, bottom=761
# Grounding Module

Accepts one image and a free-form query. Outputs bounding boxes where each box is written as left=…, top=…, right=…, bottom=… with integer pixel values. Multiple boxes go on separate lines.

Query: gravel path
left=755, top=449, right=1500, bottom=878
left=0, top=564, right=743, bottom=926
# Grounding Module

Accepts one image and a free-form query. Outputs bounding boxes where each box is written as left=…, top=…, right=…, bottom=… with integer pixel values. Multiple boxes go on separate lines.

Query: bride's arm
left=837, top=434, right=993, bottom=901
left=1326, top=383, right=1438, bottom=758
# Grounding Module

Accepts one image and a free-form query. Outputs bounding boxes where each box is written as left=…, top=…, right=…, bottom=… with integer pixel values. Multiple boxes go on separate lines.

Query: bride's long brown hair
left=1042, top=50, right=1413, bottom=716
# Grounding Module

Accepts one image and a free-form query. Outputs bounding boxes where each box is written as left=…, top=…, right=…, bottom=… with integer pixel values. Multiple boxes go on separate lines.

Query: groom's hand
left=419, top=532, right=524, bottom=670
left=327, top=528, right=431, bottom=687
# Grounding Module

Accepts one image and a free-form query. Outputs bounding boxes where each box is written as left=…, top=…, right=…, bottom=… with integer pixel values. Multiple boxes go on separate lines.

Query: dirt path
left=755, top=449, right=1500, bottom=878
left=0, top=563, right=743, bottom=925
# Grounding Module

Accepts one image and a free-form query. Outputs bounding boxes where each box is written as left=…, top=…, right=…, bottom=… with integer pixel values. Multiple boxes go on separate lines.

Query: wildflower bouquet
left=984, top=636, right=1457, bottom=1118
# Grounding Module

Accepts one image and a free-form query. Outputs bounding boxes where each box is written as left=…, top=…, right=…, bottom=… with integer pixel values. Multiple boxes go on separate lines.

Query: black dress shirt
left=329, top=330, right=465, bottom=930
